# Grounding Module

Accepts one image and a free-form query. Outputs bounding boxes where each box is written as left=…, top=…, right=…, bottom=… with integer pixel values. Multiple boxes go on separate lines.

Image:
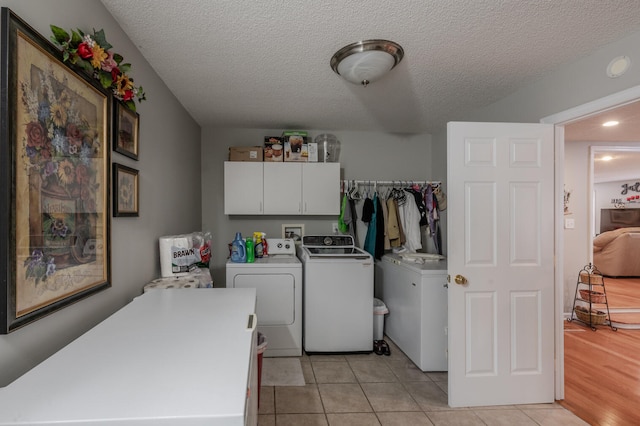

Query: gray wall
left=430, top=29, right=640, bottom=313
left=0, top=0, right=201, bottom=385
left=201, top=128, right=435, bottom=287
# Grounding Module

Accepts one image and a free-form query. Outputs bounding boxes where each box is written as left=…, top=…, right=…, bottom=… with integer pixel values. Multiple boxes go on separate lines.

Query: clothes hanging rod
left=341, top=179, right=441, bottom=186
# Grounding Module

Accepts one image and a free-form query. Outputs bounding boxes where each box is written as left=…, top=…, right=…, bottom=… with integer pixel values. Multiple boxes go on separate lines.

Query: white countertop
left=0, top=288, right=257, bottom=425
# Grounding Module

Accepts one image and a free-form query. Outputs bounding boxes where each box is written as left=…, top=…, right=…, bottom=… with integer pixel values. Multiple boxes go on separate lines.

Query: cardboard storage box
left=283, top=134, right=309, bottom=162
left=264, top=137, right=283, bottom=162
left=307, top=142, right=318, bottom=162
left=229, top=146, right=264, bottom=162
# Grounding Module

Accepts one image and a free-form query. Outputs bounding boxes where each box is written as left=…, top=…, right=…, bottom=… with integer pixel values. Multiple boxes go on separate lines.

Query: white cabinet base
left=378, top=254, right=448, bottom=371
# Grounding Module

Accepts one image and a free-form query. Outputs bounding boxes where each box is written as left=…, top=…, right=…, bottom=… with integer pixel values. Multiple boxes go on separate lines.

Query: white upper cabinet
left=224, top=161, right=263, bottom=214
left=224, top=162, right=340, bottom=215
left=263, top=163, right=302, bottom=214
left=301, top=163, right=340, bottom=215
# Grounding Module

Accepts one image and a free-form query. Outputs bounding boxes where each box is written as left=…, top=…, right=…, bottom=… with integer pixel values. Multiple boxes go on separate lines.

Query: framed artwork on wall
left=0, top=8, right=111, bottom=333
left=113, top=100, right=139, bottom=160
left=113, top=163, right=139, bottom=217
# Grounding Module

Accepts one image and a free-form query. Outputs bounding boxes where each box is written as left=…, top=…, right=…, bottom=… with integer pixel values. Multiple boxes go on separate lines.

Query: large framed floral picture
left=0, top=8, right=111, bottom=333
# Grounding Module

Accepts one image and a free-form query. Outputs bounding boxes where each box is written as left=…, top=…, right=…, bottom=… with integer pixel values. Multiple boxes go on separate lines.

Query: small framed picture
left=113, top=100, right=139, bottom=160
left=282, top=224, right=305, bottom=243
left=113, top=163, right=139, bottom=217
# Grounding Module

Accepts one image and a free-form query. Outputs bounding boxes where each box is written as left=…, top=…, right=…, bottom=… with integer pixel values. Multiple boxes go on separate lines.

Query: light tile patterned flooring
left=258, top=338, right=587, bottom=426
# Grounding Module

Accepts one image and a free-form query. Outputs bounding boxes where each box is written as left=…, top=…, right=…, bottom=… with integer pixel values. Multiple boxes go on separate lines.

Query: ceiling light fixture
left=330, top=39, right=404, bottom=87
left=602, top=120, right=619, bottom=127
left=606, top=55, right=631, bottom=78
left=601, top=155, right=613, bottom=161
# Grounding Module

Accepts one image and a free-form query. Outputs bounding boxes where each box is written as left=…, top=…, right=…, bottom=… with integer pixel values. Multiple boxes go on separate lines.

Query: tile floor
left=258, top=338, right=588, bottom=426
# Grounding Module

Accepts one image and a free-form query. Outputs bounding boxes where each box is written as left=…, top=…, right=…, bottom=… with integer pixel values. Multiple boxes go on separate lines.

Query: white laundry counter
left=0, top=288, right=258, bottom=425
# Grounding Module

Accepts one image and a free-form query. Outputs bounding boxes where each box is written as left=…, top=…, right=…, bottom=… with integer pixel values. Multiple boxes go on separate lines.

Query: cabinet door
left=263, top=163, right=302, bottom=214
left=302, top=163, right=340, bottom=215
left=382, top=262, right=421, bottom=364
left=420, top=273, right=449, bottom=371
left=224, top=162, right=263, bottom=214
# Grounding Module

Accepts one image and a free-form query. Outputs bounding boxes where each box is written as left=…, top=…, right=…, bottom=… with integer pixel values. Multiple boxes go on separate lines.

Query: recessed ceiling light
left=607, top=56, right=631, bottom=78
left=601, top=155, right=613, bottom=161
left=602, top=120, right=619, bottom=127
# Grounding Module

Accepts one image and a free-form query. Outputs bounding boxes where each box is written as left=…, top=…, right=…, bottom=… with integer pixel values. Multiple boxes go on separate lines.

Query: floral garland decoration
left=50, top=26, right=145, bottom=111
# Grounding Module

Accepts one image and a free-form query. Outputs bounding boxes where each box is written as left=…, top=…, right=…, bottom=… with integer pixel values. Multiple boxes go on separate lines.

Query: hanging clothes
left=379, top=193, right=391, bottom=250
left=375, top=194, right=385, bottom=259
left=361, top=196, right=374, bottom=223
left=348, top=197, right=359, bottom=245
left=406, top=187, right=428, bottom=227
left=338, top=193, right=349, bottom=233
left=425, top=184, right=442, bottom=255
left=398, top=189, right=422, bottom=252
left=386, top=197, right=401, bottom=247
left=363, top=193, right=378, bottom=257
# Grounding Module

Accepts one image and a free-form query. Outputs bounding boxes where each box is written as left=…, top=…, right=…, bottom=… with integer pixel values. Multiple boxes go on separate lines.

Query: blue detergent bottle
left=230, top=232, right=247, bottom=262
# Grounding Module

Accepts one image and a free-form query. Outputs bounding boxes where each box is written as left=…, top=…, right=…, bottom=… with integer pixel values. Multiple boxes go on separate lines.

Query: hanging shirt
left=364, top=193, right=378, bottom=257
left=407, top=188, right=428, bottom=226
left=425, top=184, right=442, bottom=254
left=338, top=194, right=349, bottom=233
left=386, top=197, right=401, bottom=247
left=398, top=190, right=422, bottom=252
left=380, top=195, right=391, bottom=250
left=375, top=195, right=385, bottom=259
left=348, top=198, right=359, bottom=245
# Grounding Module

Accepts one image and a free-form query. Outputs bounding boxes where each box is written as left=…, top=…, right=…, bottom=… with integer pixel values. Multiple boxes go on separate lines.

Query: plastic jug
left=246, top=238, right=255, bottom=263
left=230, top=232, right=247, bottom=263
left=254, top=232, right=264, bottom=258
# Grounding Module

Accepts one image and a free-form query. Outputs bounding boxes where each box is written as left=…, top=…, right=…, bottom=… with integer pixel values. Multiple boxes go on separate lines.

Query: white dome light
left=331, top=40, right=404, bottom=87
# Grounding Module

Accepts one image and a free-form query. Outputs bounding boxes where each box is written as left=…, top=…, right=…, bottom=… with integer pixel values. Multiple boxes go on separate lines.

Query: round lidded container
left=314, top=133, right=340, bottom=162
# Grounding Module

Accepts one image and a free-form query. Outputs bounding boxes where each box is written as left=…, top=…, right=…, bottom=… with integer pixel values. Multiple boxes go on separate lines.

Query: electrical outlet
left=331, top=222, right=339, bottom=234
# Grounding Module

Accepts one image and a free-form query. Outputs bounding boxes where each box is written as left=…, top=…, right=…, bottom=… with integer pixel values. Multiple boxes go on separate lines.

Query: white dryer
left=226, top=238, right=302, bottom=357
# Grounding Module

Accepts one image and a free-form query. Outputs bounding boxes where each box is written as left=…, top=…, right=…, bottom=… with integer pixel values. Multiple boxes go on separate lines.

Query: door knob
left=454, top=274, right=468, bottom=285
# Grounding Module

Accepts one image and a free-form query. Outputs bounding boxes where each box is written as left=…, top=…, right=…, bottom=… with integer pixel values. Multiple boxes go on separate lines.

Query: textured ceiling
left=101, top=0, right=640, bottom=134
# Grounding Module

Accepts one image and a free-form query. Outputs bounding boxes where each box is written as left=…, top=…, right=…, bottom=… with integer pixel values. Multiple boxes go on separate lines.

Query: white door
left=447, top=122, right=555, bottom=407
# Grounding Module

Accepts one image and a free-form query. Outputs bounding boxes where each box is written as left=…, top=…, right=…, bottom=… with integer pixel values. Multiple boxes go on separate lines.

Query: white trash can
left=373, top=298, right=389, bottom=341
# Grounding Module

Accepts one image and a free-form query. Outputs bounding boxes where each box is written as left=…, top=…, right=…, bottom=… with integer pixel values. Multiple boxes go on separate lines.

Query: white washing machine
left=226, top=238, right=302, bottom=357
left=297, top=235, right=374, bottom=353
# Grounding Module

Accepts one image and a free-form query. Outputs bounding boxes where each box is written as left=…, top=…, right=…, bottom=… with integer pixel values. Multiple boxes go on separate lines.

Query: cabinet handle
left=412, top=283, right=416, bottom=287
left=304, top=202, right=307, bottom=213
left=299, top=202, right=302, bottom=213
left=259, top=201, right=263, bottom=213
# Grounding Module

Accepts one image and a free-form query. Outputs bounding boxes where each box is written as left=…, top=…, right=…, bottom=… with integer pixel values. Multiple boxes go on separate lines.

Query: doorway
left=541, top=83, right=640, bottom=400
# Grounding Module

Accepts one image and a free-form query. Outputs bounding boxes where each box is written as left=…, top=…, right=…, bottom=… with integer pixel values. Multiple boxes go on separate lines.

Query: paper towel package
left=159, top=231, right=212, bottom=277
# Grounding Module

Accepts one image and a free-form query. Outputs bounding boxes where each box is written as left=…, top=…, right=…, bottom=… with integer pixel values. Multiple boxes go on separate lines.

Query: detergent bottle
left=262, top=233, right=269, bottom=256
left=246, top=237, right=255, bottom=263
left=230, top=232, right=247, bottom=263
left=254, top=232, right=264, bottom=258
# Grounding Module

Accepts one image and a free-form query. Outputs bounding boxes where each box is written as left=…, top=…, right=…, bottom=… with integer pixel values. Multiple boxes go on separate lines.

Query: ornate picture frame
left=0, top=8, right=111, bottom=333
left=113, top=100, right=139, bottom=160
left=113, top=163, right=139, bottom=217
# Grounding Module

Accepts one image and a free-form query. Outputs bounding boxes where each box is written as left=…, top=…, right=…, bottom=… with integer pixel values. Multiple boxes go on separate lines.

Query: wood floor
left=561, top=277, right=640, bottom=425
